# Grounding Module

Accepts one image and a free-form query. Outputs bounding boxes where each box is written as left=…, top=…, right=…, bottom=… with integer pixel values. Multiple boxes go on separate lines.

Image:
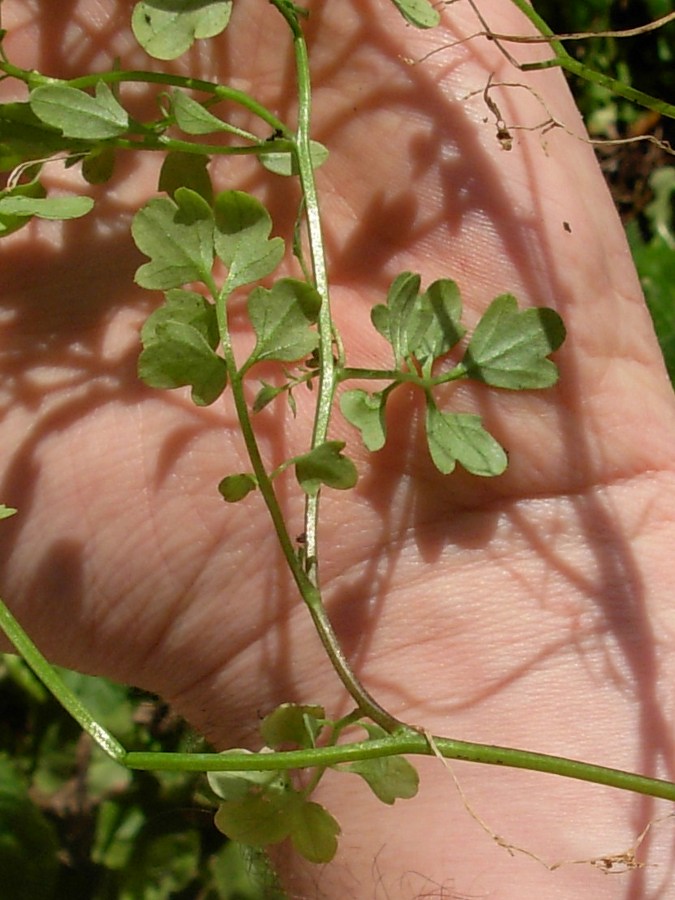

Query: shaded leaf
left=260, top=704, right=325, bottom=749
left=132, top=188, right=214, bottom=289
left=172, top=90, right=233, bottom=136
left=0, top=179, right=46, bottom=237
left=214, top=792, right=296, bottom=848
left=462, top=294, right=565, bottom=389
left=214, top=190, right=285, bottom=291
left=207, top=751, right=288, bottom=802
left=158, top=151, right=213, bottom=203
left=30, top=82, right=129, bottom=140
left=252, top=381, right=286, bottom=413
left=340, top=389, right=388, bottom=452
left=218, top=473, right=257, bottom=502
left=295, top=441, right=358, bottom=496
left=289, top=801, right=340, bottom=864
left=425, top=402, right=508, bottom=477
left=132, top=0, right=233, bottom=60
left=81, top=145, right=116, bottom=184
left=247, top=278, right=320, bottom=365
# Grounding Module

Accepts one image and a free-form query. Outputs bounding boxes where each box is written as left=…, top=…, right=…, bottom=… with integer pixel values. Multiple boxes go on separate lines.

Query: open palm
left=2, top=1, right=675, bottom=897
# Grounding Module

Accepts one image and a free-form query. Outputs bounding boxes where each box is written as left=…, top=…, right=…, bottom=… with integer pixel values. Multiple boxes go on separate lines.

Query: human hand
left=2, top=1, right=675, bottom=897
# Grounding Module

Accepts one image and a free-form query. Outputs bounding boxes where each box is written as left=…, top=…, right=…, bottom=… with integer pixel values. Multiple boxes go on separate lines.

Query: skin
left=2, top=1, right=675, bottom=897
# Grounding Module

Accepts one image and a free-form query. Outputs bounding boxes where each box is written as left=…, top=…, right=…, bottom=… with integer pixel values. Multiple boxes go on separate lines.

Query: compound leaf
left=138, top=289, right=227, bottom=405
left=132, top=187, right=214, bottom=289
left=214, top=190, right=285, bottom=291
left=388, top=0, right=440, bottom=28
left=289, top=801, right=340, bottom=864
left=217, top=473, right=257, bottom=502
left=30, top=82, right=129, bottom=140
left=425, top=402, right=507, bottom=477
left=340, top=389, right=388, bottom=452
left=260, top=703, right=325, bottom=749
left=247, top=278, right=320, bottom=365
left=132, top=0, right=233, bottom=60
left=295, top=441, right=358, bottom=496
left=462, top=294, right=565, bottom=389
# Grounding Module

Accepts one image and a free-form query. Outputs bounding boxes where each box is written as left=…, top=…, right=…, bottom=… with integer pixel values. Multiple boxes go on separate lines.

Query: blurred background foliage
left=1, top=1, right=674, bottom=897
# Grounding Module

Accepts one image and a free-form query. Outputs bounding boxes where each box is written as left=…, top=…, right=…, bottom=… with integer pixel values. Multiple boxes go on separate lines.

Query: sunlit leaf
left=214, top=190, right=285, bottom=291
left=295, top=441, right=358, bottom=496
left=388, top=0, right=440, bottom=28
left=132, top=188, right=214, bottom=289
left=425, top=402, right=508, bottom=477
left=370, top=271, right=421, bottom=365
left=0, top=505, right=17, bottom=520
left=340, top=389, right=388, bottom=452
left=172, top=90, right=234, bottom=136
left=30, top=82, right=129, bottom=140
left=409, top=278, right=466, bottom=368
left=132, top=0, right=233, bottom=60
left=259, top=140, right=328, bottom=176
left=247, top=278, right=321, bottom=365
left=0, top=194, right=94, bottom=221
left=207, top=751, right=288, bottom=802
left=462, top=294, right=565, bottom=389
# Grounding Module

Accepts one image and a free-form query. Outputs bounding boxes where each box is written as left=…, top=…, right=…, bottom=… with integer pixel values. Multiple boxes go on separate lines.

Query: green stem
left=269, top=0, right=399, bottom=732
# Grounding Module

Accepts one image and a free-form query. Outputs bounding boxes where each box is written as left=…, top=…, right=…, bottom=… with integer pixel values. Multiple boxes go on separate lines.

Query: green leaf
left=388, top=0, right=440, bottom=28
left=371, top=271, right=421, bottom=365
left=30, top=82, right=129, bottom=140
left=0, top=194, right=94, bottom=221
left=462, top=294, right=565, bottom=389
left=247, top=279, right=321, bottom=365
left=158, top=151, right=213, bottom=203
left=340, top=389, right=388, bottom=452
left=260, top=704, right=325, bottom=749
left=214, top=190, right=285, bottom=291
left=410, top=278, right=466, bottom=368
left=295, top=441, right=358, bottom=496
left=425, top=402, right=508, bottom=477
left=138, top=289, right=227, bottom=405
left=132, top=188, right=214, bottom=290
left=217, top=473, right=257, bottom=502
left=0, top=505, right=17, bottom=520
left=0, top=179, right=46, bottom=237
left=259, top=140, right=329, bottom=176
left=252, top=381, right=286, bottom=413
left=289, top=801, right=340, bottom=864
left=132, top=0, right=233, bottom=60
left=81, top=145, right=116, bottom=184
left=172, top=90, right=233, bottom=136
left=340, top=722, right=419, bottom=804
left=214, top=792, right=295, bottom=848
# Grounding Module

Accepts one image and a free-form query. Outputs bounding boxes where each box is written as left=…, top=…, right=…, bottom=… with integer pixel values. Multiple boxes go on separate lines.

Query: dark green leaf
left=295, top=441, right=358, bottom=496
left=340, top=389, right=388, bottom=451
left=247, top=278, right=321, bottom=365
left=132, top=188, right=214, bottom=289
left=81, top=145, right=116, bottom=184
left=30, top=82, right=129, bottom=140
left=158, top=150, right=213, bottom=203
left=425, top=402, right=508, bottom=476
left=388, top=0, right=440, bottom=28
left=252, top=381, right=286, bottom=413
left=260, top=703, right=325, bottom=749
left=462, top=294, right=565, bottom=389
left=370, top=272, right=421, bottom=365
left=289, top=801, right=340, bottom=864
left=218, top=473, right=257, bottom=502
left=132, top=0, right=233, bottom=60
left=214, top=190, right=285, bottom=291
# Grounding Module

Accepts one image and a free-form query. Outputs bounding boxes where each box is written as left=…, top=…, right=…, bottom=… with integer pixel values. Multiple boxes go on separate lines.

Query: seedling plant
left=1, top=0, right=675, bottom=871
